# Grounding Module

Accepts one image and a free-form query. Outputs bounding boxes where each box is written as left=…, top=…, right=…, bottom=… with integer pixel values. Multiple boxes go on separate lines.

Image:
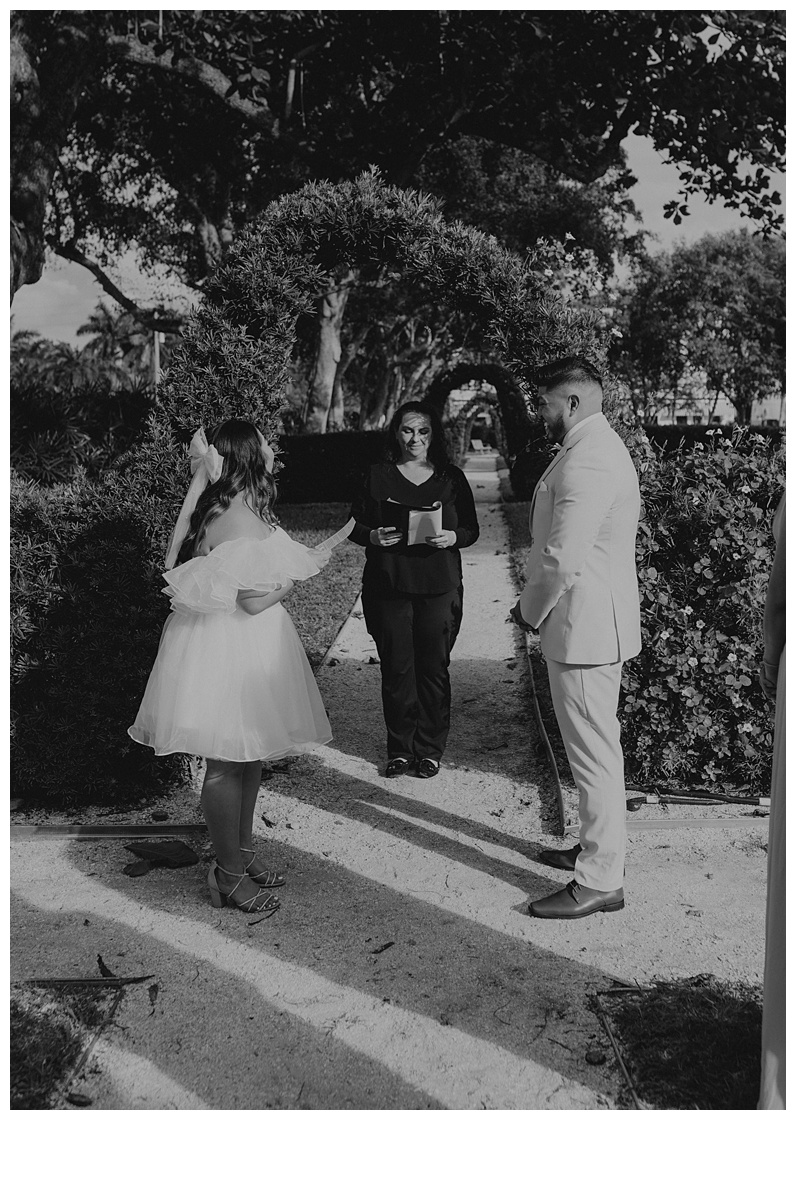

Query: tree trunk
left=301, top=272, right=355, bottom=433
left=328, top=328, right=366, bottom=431
left=10, top=14, right=103, bottom=300
left=360, top=358, right=393, bottom=430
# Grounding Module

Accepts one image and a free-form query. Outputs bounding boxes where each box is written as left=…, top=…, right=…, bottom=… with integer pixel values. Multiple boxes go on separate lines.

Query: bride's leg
left=239, top=759, right=285, bottom=886
left=238, top=760, right=263, bottom=850
left=201, top=758, right=264, bottom=901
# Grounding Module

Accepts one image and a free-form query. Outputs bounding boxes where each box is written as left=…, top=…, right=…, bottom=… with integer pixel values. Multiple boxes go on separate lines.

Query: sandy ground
left=10, top=457, right=769, bottom=1109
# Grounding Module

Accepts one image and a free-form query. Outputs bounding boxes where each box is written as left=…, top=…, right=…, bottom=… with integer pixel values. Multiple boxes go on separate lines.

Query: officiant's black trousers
left=362, top=586, right=463, bottom=762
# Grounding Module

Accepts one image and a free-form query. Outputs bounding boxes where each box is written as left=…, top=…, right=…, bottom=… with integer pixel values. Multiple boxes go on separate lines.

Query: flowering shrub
left=622, top=428, right=785, bottom=795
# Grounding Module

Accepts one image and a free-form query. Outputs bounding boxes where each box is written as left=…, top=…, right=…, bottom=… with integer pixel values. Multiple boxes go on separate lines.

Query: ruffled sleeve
left=161, top=529, right=322, bottom=615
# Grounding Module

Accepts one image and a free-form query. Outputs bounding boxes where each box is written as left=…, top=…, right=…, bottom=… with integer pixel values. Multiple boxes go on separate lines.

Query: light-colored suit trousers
left=547, top=659, right=626, bottom=892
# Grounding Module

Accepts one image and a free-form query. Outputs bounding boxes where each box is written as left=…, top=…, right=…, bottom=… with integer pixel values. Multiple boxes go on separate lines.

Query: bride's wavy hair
left=176, top=419, right=277, bottom=564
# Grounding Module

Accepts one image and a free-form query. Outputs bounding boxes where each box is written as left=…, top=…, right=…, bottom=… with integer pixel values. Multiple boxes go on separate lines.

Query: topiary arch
left=157, top=169, right=601, bottom=457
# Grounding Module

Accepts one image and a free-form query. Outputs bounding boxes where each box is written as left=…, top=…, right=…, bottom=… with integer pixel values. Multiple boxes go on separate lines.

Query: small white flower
left=659, top=631, right=671, bottom=640
left=727, top=653, right=737, bottom=663
left=740, top=485, right=751, bottom=494
left=740, top=723, right=754, bottom=733
left=688, top=657, right=698, bottom=667
left=696, top=621, right=705, bottom=629
left=683, top=606, right=693, bottom=615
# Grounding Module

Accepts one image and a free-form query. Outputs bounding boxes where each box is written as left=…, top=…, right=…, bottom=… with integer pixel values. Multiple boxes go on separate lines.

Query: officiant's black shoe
left=417, top=758, right=440, bottom=778
left=529, top=880, right=624, bottom=920
left=538, top=843, right=582, bottom=871
left=386, top=757, right=413, bottom=778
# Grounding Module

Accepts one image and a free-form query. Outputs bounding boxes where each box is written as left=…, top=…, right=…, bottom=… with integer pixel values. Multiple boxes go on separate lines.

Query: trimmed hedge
left=11, top=381, right=155, bottom=485
left=622, top=428, right=784, bottom=795
left=276, top=431, right=386, bottom=503
left=507, top=422, right=784, bottom=501
left=11, top=468, right=189, bottom=805
left=507, top=423, right=559, bottom=499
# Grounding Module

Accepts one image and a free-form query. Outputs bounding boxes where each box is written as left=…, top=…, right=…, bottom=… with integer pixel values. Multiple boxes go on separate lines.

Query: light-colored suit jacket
left=519, top=413, right=641, bottom=665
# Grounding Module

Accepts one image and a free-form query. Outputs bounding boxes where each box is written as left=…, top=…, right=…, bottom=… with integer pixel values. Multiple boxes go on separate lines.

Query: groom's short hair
left=536, top=357, right=603, bottom=392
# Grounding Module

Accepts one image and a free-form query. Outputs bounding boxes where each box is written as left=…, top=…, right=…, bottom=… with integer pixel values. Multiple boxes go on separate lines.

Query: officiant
left=348, top=401, right=479, bottom=778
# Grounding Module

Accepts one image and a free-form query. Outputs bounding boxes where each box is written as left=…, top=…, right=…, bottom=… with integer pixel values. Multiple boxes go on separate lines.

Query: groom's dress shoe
left=538, top=843, right=581, bottom=871
left=529, top=880, right=624, bottom=920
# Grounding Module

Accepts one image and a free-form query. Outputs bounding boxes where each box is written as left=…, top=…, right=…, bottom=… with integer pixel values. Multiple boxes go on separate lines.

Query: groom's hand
left=509, top=600, right=536, bottom=633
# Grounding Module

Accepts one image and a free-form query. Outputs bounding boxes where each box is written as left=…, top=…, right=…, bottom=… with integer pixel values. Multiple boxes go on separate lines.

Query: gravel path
left=10, top=456, right=769, bottom=1109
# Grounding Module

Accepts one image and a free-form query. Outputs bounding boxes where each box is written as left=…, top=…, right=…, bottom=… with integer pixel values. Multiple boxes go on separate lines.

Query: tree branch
left=48, top=239, right=185, bottom=331
left=106, top=35, right=283, bottom=139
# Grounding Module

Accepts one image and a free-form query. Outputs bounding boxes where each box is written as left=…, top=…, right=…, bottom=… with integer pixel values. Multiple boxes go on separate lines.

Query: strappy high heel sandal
left=240, top=847, right=286, bottom=889
left=207, top=863, right=280, bottom=915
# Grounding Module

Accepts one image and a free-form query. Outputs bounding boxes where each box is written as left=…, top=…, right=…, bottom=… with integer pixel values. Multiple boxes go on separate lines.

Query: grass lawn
left=277, top=502, right=365, bottom=669
left=597, top=975, right=763, bottom=1109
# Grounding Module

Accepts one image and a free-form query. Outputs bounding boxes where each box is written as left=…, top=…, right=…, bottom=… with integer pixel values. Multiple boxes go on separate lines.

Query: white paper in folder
left=407, top=501, right=442, bottom=546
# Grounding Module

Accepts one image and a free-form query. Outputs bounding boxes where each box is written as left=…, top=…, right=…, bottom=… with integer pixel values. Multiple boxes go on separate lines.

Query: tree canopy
left=11, top=8, right=785, bottom=312
left=611, top=230, right=786, bottom=422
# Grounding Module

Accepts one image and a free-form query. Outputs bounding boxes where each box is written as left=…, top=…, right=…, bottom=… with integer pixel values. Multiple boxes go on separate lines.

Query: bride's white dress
left=128, top=528, right=332, bottom=762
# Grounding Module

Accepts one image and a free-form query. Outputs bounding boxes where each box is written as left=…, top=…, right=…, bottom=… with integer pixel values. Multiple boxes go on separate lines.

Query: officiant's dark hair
left=536, top=357, right=603, bottom=392
left=384, top=401, right=451, bottom=475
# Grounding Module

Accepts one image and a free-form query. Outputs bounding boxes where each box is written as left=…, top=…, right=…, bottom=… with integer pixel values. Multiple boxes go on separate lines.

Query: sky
left=10, top=132, right=785, bottom=347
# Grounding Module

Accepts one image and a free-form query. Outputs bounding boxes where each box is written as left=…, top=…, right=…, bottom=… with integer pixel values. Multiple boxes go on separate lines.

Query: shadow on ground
left=11, top=829, right=622, bottom=1109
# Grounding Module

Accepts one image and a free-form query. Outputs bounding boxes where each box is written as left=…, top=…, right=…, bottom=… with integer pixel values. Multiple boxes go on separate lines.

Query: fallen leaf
left=371, top=941, right=395, bottom=956
left=66, top=1092, right=93, bottom=1107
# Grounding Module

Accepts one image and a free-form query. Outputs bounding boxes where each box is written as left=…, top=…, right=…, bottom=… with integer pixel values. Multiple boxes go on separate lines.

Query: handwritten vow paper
left=314, top=517, right=356, bottom=554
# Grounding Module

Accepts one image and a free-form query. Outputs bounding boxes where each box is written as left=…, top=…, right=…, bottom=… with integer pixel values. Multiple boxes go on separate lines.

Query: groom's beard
left=546, top=413, right=567, bottom=443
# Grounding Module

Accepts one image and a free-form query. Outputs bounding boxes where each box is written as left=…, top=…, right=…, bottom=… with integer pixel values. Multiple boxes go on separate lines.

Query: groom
left=511, top=357, right=641, bottom=919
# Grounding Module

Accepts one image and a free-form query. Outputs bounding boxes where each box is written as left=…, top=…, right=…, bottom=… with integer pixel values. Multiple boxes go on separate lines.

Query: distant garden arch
left=425, top=361, right=531, bottom=462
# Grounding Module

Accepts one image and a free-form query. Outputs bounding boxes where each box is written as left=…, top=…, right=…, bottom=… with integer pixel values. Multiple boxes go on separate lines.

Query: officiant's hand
left=426, top=530, right=457, bottom=549
left=370, top=525, right=403, bottom=547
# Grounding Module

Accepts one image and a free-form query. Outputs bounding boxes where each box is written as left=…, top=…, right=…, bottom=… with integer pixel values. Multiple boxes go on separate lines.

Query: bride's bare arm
left=236, top=581, right=295, bottom=615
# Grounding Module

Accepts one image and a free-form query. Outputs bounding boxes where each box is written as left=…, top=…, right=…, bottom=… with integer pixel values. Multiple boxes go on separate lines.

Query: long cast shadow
left=32, top=835, right=624, bottom=1105
left=262, top=756, right=562, bottom=893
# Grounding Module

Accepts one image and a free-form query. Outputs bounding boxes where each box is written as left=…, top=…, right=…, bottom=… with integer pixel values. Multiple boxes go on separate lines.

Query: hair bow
left=189, top=427, right=225, bottom=484
left=164, top=428, right=225, bottom=569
